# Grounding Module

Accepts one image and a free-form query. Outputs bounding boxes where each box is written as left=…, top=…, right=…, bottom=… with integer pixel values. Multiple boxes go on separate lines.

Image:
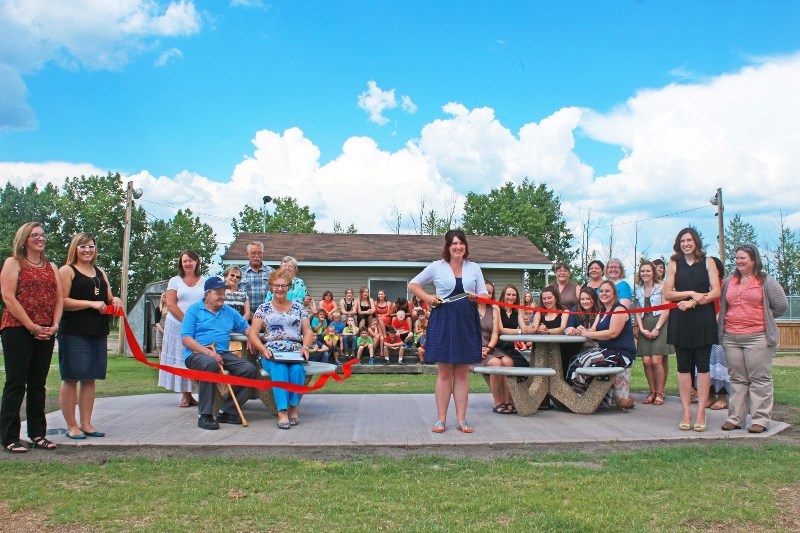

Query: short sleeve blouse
left=166, top=275, right=206, bottom=325
left=253, top=300, right=309, bottom=352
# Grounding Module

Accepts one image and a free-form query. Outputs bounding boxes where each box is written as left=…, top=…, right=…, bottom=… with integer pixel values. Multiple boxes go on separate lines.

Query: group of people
left=1, top=223, right=121, bottom=453
left=470, top=227, right=788, bottom=437
left=1, top=222, right=789, bottom=446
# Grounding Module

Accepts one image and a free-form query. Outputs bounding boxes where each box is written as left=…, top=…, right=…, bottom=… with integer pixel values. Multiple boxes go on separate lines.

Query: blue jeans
left=260, top=359, right=306, bottom=411
left=342, top=335, right=357, bottom=352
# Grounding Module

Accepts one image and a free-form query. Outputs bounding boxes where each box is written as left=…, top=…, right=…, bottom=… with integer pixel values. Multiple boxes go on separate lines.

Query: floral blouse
left=252, top=299, right=309, bottom=352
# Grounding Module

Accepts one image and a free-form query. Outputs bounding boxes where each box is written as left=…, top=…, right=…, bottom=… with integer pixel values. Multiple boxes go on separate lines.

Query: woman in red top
left=374, top=290, right=391, bottom=335
left=319, top=290, right=337, bottom=318
left=0, top=222, right=64, bottom=453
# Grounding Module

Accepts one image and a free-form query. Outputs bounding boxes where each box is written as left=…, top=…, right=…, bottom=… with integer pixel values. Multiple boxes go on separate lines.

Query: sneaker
left=216, top=412, right=242, bottom=425
left=398, top=360, right=405, bottom=365
left=198, top=414, right=219, bottom=430
left=384, top=359, right=390, bottom=365
left=369, top=358, right=375, bottom=366
left=336, top=361, right=343, bottom=366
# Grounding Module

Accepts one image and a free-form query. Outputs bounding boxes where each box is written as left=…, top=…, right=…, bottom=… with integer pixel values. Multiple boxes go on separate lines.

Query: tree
left=333, top=220, right=358, bottom=234
left=767, top=214, right=800, bottom=294
left=231, top=205, right=265, bottom=238
left=724, top=213, right=758, bottom=276
left=0, top=181, right=62, bottom=262
left=410, top=195, right=457, bottom=235
left=462, top=178, right=576, bottom=286
left=135, top=208, right=218, bottom=299
left=264, top=197, right=316, bottom=233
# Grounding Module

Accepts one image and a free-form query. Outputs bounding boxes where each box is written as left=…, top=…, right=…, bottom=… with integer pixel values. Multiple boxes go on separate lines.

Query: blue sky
left=1, top=0, right=799, bottom=268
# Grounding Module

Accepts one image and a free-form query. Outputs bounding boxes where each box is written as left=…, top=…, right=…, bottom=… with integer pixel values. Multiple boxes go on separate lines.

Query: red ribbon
left=105, top=307, right=357, bottom=393
left=473, top=296, right=679, bottom=315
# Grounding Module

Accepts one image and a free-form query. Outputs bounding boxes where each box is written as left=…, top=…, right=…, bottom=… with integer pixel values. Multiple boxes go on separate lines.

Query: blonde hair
left=65, top=232, right=97, bottom=266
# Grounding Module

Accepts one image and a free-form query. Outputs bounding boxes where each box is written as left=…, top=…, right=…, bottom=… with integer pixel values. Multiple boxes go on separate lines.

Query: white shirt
left=410, top=259, right=487, bottom=298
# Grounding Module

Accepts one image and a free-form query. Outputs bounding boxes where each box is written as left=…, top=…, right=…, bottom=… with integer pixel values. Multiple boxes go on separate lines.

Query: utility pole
left=119, top=181, right=143, bottom=355
left=710, top=188, right=725, bottom=265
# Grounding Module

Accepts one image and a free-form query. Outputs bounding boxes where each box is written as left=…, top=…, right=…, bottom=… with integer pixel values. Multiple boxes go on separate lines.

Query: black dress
left=667, top=256, right=718, bottom=348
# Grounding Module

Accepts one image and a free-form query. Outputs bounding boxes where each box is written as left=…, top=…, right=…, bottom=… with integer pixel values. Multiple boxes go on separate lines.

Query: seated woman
left=319, top=290, right=337, bottom=318
left=479, top=281, right=515, bottom=414
left=531, top=286, right=568, bottom=335
left=567, top=280, right=636, bottom=411
left=563, top=287, right=601, bottom=377
left=248, top=270, right=315, bottom=430
left=496, top=284, right=530, bottom=369
left=374, top=290, right=391, bottom=334
left=356, top=286, right=375, bottom=329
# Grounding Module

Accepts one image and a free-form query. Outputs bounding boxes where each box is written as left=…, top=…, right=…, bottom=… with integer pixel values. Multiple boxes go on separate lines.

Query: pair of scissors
left=430, top=293, right=470, bottom=307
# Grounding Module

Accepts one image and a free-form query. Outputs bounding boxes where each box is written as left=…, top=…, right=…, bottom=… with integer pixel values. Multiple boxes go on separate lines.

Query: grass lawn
left=2, top=352, right=797, bottom=531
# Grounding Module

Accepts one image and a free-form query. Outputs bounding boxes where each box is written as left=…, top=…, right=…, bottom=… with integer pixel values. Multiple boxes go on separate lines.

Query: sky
left=1, top=0, right=800, bottom=273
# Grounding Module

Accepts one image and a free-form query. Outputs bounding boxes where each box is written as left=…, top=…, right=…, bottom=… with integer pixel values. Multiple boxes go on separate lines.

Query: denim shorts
left=59, top=334, right=108, bottom=381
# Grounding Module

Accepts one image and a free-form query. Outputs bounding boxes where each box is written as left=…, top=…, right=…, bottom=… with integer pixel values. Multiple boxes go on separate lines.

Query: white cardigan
left=410, top=259, right=487, bottom=298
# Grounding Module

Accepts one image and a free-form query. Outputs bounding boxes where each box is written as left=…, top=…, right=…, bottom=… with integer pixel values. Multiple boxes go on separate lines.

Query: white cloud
left=230, top=0, right=267, bottom=9
left=357, top=80, right=417, bottom=125
left=401, top=95, right=418, bottom=114
left=0, top=0, right=202, bottom=129
left=2, top=52, right=799, bottom=274
left=154, top=47, right=183, bottom=67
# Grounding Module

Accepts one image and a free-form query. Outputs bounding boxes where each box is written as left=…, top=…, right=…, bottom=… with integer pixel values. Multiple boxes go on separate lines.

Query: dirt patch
left=0, top=502, right=94, bottom=533
left=774, top=355, right=800, bottom=367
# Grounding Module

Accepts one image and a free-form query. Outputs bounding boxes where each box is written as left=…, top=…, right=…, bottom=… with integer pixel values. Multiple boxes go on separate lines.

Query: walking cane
left=208, top=343, right=248, bottom=427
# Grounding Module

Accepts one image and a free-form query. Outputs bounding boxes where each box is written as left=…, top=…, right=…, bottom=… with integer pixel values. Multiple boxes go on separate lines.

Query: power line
left=596, top=205, right=711, bottom=229
left=140, top=199, right=233, bottom=221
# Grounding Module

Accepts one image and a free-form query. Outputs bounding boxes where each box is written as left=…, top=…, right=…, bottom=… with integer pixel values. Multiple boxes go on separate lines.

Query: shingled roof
left=222, top=232, right=551, bottom=269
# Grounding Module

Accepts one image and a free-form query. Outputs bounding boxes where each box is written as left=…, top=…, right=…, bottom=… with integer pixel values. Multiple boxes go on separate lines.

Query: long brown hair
left=670, top=227, right=706, bottom=263
left=11, top=222, right=47, bottom=266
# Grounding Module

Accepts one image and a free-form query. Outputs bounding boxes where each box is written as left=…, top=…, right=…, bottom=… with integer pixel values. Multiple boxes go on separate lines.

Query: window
left=369, top=279, right=409, bottom=303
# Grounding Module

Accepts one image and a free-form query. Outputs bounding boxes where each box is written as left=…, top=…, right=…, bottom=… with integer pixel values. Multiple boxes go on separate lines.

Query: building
left=222, top=232, right=552, bottom=302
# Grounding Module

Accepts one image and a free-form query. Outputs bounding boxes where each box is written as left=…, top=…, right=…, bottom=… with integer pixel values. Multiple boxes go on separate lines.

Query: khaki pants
left=722, top=332, right=775, bottom=428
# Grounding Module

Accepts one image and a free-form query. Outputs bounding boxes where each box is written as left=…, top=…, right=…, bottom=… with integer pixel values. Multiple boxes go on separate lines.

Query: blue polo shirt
left=181, top=301, right=249, bottom=360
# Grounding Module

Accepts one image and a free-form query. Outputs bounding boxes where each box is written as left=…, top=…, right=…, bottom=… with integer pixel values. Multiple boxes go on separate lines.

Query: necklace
left=92, top=274, right=100, bottom=296
left=25, top=256, right=44, bottom=267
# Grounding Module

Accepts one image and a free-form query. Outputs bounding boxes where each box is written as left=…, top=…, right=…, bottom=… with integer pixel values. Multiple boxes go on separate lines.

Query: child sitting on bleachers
left=342, top=316, right=359, bottom=358
left=391, top=309, right=413, bottom=347
left=383, top=326, right=405, bottom=365
left=414, top=316, right=427, bottom=365
left=356, top=327, right=375, bottom=365
left=311, top=309, right=328, bottom=343
left=367, top=317, right=383, bottom=358
left=323, top=324, right=341, bottom=366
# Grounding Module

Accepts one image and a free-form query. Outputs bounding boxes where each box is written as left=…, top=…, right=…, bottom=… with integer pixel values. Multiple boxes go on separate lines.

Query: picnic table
left=212, top=333, right=336, bottom=415
left=472, top=334, right=623, bottom=415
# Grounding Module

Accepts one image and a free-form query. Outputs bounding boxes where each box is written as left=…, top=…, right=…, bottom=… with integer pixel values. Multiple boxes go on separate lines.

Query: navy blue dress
left=424, top=278, right=482, bottom=364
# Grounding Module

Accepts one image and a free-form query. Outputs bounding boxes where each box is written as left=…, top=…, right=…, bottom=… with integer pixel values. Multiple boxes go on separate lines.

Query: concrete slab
left=26, top=391, right=789, bottom=448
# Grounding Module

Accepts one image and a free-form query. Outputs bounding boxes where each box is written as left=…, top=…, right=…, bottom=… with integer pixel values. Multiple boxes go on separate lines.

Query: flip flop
left=456, top=421, right=474, bottom=433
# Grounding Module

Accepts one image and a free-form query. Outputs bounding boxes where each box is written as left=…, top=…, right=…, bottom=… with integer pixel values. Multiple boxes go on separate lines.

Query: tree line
left=2, top=173, right=797, bottom=311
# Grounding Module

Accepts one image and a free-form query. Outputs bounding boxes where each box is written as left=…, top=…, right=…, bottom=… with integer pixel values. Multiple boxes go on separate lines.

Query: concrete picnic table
left=473, top=334, right=623, bottom=415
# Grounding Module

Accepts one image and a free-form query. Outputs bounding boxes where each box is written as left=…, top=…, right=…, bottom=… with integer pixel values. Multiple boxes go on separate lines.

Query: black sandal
left=32, top=437, right=58, bottom=450
left=493, top=403, right=512, bottom=414
left=4, top=440, right=28, bottom=453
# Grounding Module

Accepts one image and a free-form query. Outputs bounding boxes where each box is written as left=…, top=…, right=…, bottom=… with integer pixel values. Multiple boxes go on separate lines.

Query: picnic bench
left=213, top=334, right=336, bottom=415
left=472, top=335, right=625, bottom=415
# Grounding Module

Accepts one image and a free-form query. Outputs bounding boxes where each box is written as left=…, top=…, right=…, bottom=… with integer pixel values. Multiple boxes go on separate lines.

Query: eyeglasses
left=29, top=233, right=47, bottom=240
left=272, top=284, right=289, bottom=289
left=77, top=245, right=96, bottom=250
left=228, top=274, right=241, bottom=279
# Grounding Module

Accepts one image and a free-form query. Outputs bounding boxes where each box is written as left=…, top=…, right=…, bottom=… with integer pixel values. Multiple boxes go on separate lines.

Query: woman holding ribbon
left=248, top=269, right=315, bottom=430
left=664, top=228, right=720, bottom=432
left=569, top=280, right=637, bottom=410
left=159, top=250, right=205, bottom=408
left=409, top=229, right=488, bottom=433
left=58, top=233, right=122, bottom=440
left=1, top=222, right=63, bottom=453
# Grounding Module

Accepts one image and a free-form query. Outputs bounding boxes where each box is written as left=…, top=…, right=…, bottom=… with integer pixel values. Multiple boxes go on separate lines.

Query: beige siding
left=297, top=266, right=527, bottom=302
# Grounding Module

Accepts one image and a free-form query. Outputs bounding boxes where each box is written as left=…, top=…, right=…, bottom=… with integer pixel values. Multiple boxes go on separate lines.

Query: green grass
left=6, top=351, right=797, bottom=531
left=2, top=444, right=799, bottom=531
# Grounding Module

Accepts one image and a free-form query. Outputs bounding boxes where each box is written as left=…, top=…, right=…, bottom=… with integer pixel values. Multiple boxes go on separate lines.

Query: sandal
left=642, top=392, right=656, bottom=405
left=653, top=392, right=665, bottom=406
left=492, top=403, right=512, bottom=414
left=277, top=421, right=291, bottom=430
left=432, top=420, right=445, bottom=433
left=4, top=440, right=28, bottom=454
left=507, top=404, right=518, bottom=414
left=456, top=421, right=474, bottom=433
left=289, top=417, right=300, bottom=426
left=32, top=437, right=58, bottom=450
left=179, top=400, right=190, bottom=408
left=710, top=399, right=728, bottom=410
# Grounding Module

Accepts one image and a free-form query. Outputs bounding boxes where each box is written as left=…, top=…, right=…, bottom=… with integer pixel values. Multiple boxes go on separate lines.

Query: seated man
left=182, top=277, right=259, bottom=430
